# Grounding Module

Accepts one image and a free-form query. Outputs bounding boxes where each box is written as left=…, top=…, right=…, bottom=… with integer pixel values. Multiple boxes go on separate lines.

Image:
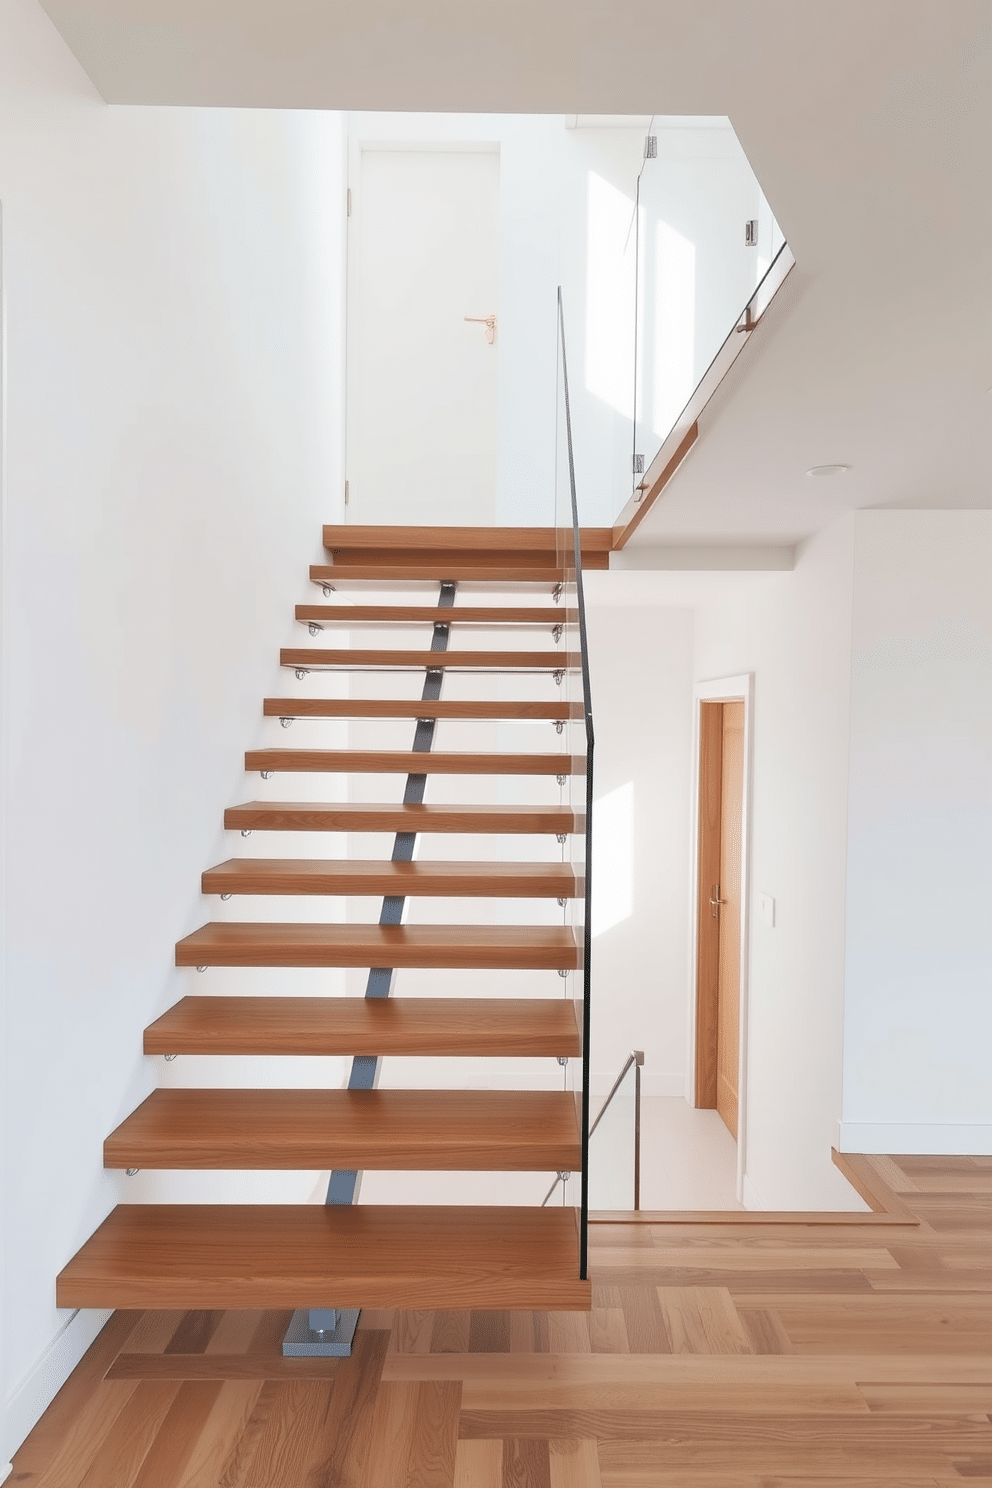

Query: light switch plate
left=760, top=892, right=776, bottom=928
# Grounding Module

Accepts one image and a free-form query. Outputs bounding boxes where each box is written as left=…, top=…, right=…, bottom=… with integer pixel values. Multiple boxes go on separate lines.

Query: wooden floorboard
left=20, top=1157, right=992, bottom=1486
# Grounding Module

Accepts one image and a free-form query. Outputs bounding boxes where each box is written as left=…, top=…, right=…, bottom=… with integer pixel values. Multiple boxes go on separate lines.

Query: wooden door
left=695, top=699, right=744, bottom=1139
left=347, top=147, right=500, bottom=526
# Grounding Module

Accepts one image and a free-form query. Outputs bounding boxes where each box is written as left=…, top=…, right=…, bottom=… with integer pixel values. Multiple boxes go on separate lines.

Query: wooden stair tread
left=282, top=647, right=577, bottom=670
left=201, top=858, right=579, bottom=897
left=56, top=1204, right=591, bottom=1310
left=105, top=1089, right=581, bottom=1170
left=263, top=698, right=580, bottom=720
left=322, top=524, right=612, bottom=553
left=176, top=922, right=581, bottom=970
left=224, top=802, right=580, bottom=834
left=144, top=996, right=582, bottom=1057
left=296, top=604, right=576, bottom=626
left=244, top=748, right=583, bottom=775
left=312, top=564, right=579, bottom=586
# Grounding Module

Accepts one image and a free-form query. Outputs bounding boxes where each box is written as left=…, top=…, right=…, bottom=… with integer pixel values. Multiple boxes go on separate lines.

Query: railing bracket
left=308, top=623, right=323, bottom=637
left=164, top=1053, right=177, bottom=1062
left=240, top=829, right=252, bottom=838
left=280, top=717, right=293, bottom=729
left=556, top=774, right=566, bottom=787
left=220, top=893, right=232, bottom=901
left=196, top=966, right=207, bottom=973
left=321, top=584, right=335, bottom=598
left=295, top=668, right=309, bottom=681
left=552, top=623, right=563, bottom=643
left=553, top=669, right=565, bottom=686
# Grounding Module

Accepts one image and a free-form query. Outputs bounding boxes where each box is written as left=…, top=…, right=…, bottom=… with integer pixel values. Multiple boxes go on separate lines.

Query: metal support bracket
left=283, top=1308, right=361, bottom=1358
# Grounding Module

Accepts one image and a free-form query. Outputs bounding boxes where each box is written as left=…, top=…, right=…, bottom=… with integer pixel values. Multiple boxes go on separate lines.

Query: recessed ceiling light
left=806, top=463, right=850, bottom=478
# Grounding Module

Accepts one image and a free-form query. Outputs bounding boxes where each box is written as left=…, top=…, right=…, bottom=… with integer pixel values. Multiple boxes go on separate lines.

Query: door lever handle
left=464, top=314, right=497, bottom=344
left=709, top=884, right=727, bottom=918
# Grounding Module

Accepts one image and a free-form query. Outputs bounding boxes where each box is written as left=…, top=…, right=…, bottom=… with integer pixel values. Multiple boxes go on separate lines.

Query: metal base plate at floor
left=282, top=1308, right=362, bottom=1357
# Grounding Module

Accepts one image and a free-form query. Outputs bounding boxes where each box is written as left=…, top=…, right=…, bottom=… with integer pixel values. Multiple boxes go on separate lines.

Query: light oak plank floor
left=12, top=1156, right=992, bottom=1487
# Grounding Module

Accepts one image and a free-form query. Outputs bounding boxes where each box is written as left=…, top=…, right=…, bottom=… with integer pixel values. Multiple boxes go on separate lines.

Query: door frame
left=344, top=136, right=501, bottom=527
left=685, top=673, right=753, bottom=1204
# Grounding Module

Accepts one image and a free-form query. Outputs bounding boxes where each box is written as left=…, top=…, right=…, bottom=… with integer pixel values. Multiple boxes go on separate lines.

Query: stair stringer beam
left=285, top=581, right=455, bottom=1358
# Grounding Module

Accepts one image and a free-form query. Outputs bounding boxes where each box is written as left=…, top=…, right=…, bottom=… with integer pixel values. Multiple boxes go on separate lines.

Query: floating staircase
left=57, top=526, right=601, bottom=1317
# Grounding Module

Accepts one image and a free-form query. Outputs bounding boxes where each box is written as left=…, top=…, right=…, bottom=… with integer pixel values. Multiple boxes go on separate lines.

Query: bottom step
left=56, top=1205, right=591, bottom=1312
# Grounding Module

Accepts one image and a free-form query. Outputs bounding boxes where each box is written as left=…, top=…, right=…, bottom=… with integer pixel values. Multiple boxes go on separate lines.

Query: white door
left=347, top=147, right=500, bottom=526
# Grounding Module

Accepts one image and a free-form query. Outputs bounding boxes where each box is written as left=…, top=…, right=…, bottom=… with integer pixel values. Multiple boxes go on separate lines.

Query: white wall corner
left=2, top=1460, right=12, bottom=1483
left=741, top=1173, right=765, bottom=1210
left=2, top=1309, right=112, bottom=1466
left=838, top=1123, right=992, bottom=1157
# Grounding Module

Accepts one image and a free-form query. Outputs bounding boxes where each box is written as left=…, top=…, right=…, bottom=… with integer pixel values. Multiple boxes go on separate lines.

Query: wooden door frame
left=686, top=674, right=753, bottom=1204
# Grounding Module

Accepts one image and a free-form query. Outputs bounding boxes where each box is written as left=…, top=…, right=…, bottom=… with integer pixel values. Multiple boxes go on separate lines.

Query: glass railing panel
left=632, top=119, right=785, bottom=500
left=552, top=290, right=593, bottom=1270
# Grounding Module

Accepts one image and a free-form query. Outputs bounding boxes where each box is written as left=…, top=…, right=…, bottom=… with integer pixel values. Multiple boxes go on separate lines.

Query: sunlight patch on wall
left=651, top=219, right=696, bottom=440
left=585, top=171, right=636, bottom=416
left=592, top=780, right=634, bottom=937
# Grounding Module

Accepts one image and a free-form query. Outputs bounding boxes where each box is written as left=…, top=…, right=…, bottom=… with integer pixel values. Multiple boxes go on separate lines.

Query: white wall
left=692, top=519, right=863, bottom=1209
left=840, top=511, right=992, bottom=1154
left=583, top=595, right=694, bottom=1099
left=0, top=0, right=347, bottom=1459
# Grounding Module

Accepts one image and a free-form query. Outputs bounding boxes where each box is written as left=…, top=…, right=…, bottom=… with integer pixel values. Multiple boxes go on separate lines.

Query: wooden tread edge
left=56, top=1204, right=591, bottom=1311
left=144, top=996, right=582, bottom=1057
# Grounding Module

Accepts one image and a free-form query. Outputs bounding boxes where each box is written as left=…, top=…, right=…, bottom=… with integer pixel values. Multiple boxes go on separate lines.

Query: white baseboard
left=2, top=1308, right=112, bottom=1465
left=588, top=1071, right=684, bottom=1103
left=639, top=1073, right=686, bottom=1099
left=838, top=1122, right=992, bottom=1155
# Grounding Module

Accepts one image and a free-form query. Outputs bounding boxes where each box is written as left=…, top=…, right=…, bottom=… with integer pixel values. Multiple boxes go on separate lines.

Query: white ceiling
left=38, top=0, right=992, bottom=547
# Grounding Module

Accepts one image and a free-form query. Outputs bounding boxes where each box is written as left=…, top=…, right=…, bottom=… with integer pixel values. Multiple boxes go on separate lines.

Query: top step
left=322, top=526, right=613, bottom=557
left=315, top=525, right=612, bottom=587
